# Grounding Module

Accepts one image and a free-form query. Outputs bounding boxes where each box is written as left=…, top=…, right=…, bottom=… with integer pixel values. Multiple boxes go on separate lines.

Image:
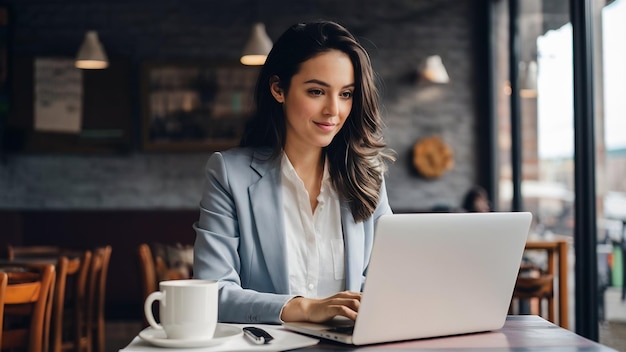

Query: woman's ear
left=269, top=76, right=285, bottom=103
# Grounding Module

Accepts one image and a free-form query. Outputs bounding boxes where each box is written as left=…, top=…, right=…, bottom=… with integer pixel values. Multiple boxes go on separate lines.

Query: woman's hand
left=280, top=291, right=362, bottom=322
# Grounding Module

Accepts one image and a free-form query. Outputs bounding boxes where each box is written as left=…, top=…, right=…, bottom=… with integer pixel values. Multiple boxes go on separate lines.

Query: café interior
left=1, top=0, right=626, bottom=351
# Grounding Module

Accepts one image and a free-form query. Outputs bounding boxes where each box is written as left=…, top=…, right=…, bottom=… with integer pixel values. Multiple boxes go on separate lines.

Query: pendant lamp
left=240, top=23, right=273, bottom=66
left=75, top=30, right=109, bottom=69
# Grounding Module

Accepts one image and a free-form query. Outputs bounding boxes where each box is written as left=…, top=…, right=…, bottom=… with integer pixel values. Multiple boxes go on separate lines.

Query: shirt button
left=308, top=283, right=314, bottom=290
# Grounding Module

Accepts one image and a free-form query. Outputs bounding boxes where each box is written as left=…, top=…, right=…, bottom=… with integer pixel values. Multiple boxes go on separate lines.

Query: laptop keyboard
left=328, top=325, right=355, bottom=334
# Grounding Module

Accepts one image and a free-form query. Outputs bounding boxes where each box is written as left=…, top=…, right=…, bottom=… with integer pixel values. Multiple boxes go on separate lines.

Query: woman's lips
left=314, top=121, right=336, bottom=132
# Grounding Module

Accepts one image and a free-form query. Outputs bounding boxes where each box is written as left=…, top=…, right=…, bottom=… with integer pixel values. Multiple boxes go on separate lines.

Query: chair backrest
left=3, top=246, right=94, bottom=352
left=1, top=263, right=55, bottom=352
left=50, top=250, right=92, bottom=352
left=511, top=240, right=569, bottom=329
left=0, top=272, right=7, bottom=347
left=87, top=245, right=112, bottom=352
left=137, top=243, right=157, bottom=303
left=4, top=245, right=60, bottom=352
left=138, top=243, right=194, bottom=296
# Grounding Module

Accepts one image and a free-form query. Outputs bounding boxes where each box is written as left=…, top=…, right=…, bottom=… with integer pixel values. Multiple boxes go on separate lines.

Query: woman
left=193, top=21, right=394, bottom=324
left=462, top=186, right=491, bottom=212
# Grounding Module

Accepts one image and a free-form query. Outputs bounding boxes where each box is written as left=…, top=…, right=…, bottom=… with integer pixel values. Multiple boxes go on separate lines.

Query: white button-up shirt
left=281, top=153, right=345, bottom=298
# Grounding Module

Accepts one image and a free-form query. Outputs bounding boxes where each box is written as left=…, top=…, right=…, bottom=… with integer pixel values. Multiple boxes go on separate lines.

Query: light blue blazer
left=192, top=147, right=392, bottom=323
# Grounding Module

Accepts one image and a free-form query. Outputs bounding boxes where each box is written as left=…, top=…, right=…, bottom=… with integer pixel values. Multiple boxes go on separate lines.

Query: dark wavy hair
left=240, top=20, right=394, bottom=222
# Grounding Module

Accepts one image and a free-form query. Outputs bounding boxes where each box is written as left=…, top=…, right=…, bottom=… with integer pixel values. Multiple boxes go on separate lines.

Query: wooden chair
left=50, top=251, right=93, bottom=352
left=138, top=243, right=161, bottom=327
left=0, top=272, right=7, bottom=348
left=3, top=245, right=95, bottom=351
left=138, top=243, right=193, bottom=302
left=1, top=263, right=55, bottom=352
left=137, top=243, right=158, bottom=306
left=510, top=240, right=569, bottom=329
left=511, top=270, right=555, bottom=320
left=3, top=245, right=60, bottom=352
left=86, top=245, right=111, bottom=352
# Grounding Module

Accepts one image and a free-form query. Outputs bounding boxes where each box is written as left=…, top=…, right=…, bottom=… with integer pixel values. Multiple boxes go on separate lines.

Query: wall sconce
left=420, top=55, right=450, bottom=83
left=240, top=23, right=273, bottom=66
left=75, top=30, right=108, bottom=69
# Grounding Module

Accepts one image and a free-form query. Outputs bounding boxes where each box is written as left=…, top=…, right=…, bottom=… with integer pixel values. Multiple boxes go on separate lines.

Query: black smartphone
left=243, top=326, right=274, bottom=344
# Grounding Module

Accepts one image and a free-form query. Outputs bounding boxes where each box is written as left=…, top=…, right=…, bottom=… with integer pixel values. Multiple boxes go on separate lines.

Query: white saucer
left=138, top=324, right=242, bottom=348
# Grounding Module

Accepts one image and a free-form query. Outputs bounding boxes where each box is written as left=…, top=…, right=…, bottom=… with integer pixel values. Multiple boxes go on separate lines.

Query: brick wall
left=0, top=0, right=489, bottom=212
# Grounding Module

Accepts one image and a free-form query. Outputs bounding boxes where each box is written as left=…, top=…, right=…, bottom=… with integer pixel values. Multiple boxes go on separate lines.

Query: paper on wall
left=34, top=57, right=82, bottom=133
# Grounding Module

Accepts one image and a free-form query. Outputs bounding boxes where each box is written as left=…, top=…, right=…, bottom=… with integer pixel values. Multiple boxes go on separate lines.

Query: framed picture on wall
left=141, top=62, right=260, bottom=151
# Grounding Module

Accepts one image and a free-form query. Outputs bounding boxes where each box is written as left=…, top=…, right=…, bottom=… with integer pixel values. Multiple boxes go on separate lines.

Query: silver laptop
left=283, top=212, right=532, bottom=345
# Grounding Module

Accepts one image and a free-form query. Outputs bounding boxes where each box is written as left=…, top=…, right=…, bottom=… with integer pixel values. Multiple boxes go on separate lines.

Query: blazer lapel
left=341, top=202, right=365, bottom=291
left=249, top=150, right=290, bottom=293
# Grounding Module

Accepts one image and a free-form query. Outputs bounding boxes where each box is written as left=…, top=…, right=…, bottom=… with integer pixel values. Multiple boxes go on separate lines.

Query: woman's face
left=272, top=49, right=355, bottom=153
left=474, top=195, right=490, bottom=212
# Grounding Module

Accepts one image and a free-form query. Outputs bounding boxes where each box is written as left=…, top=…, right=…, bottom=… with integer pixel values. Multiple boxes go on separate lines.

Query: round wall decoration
left=412, top=135, right=454, bottom=179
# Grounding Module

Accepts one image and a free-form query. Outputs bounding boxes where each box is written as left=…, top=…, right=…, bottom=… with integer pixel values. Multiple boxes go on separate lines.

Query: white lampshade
left=75, top=30, right=109, bottom=69
left=240, top=23, right=273, bottom=66
left=421, top=55, right=450, bottom=83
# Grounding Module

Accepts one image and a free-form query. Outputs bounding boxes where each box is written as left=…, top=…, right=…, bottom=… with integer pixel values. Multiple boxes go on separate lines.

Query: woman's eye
left=341, top=91, right=354, bottom=99
left=308, top=89, right=323, bottom=96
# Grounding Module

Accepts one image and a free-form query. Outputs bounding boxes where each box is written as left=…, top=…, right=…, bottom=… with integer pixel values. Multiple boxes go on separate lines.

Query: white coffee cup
left=144, top=279, right=218, bottom=340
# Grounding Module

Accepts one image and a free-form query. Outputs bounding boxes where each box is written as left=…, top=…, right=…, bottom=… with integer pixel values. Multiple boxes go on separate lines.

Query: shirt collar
left=281, top=152, right=332, bottom=199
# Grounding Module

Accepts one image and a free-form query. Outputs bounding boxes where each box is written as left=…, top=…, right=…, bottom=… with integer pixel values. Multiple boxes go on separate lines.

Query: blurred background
left=0, top=0, right=624, bottom=350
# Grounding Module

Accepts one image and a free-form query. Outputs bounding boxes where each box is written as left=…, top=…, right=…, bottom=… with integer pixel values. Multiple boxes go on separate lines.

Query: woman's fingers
left=307, top=295, right=361, bottom=322
left=280, top=291, right=363, bottom=322
left=333, top=291, right=362, bottom=300
left=327, top=302, right=359, bottom=321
